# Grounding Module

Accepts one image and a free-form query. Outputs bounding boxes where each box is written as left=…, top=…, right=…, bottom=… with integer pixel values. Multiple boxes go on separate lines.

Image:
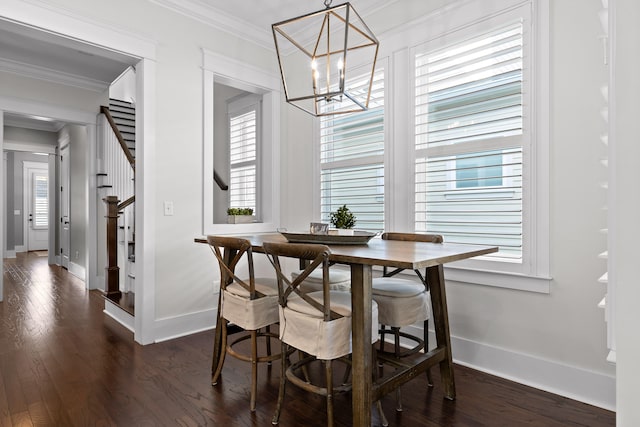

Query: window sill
left=330, top=263, right=551, bottom=294
left=203, top=222, right=277, bottom=236
left=443, top=265, right=551, bottom=294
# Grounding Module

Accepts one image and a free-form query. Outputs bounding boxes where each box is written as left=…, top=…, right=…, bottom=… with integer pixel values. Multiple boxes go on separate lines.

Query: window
left=33, top=172, right=48, bottom=229
left=202, top=49, right=280, bottom=235
left=312, top=1, right=549, bottom=291
left=319, top=68, right=385, bottom=232
left=415, top=22, right=525, bottom=261
left=228, top=100, right=260, bottom=214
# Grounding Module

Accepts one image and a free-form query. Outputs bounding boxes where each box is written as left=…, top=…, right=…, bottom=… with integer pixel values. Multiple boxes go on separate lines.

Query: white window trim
left=315, top=0, right=550, bottom=293
left=202, top=49, right=281, bottom=235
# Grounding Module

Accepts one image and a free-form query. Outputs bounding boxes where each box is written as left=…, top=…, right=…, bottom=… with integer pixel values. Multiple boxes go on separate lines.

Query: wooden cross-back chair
left=372, top=232, right=443, bottom=411
left=207, top=235, right=282, bottom=412
left=263, top=241, right=386, bottom=427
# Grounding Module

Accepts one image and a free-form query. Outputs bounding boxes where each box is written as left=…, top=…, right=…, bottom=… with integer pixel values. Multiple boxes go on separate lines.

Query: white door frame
left=0, top=113, right=3, bottom=302
left=1, top=0, right=157, bottom=345
left=23, top=161, right=49, bottom=252
left=59, top=143, right=70, bottom=269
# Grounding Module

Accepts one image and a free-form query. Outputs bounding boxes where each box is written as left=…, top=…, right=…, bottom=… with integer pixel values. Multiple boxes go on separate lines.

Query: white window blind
left=415, top=23, right=524, bottom=260
left=229, top=108, right=257, bottom=213
left=320, top=69, right=385, bottom=232
left=33, top=173, right=48, bottom=229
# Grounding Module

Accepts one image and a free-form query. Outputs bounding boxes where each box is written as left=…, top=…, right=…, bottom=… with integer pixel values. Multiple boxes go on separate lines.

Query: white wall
left=63, top=124, right=88, bottom=273
left=613, top=0, right=640, bottom=425
left=4, top=126, right=58, bottom=146
left=0, top=71, right=107, bottom=113
left=109, top=67, right=136, bottom=104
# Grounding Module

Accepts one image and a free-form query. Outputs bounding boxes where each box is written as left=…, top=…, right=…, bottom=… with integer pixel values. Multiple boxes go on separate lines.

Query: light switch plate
left=163, top=201, right=174, bottom=216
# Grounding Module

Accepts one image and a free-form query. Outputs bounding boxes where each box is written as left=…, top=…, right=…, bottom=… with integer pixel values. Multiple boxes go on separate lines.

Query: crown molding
left=3, top=140, right=57, bottom=154
left=4, top=0, right=156, bottom=60
left=151, top=0, right=398, bottom=52
left=149, top=0, right=274, bottom=50
left=4, top=116, right=64, bottom=132
left=0, top=57, right=108, bottom=92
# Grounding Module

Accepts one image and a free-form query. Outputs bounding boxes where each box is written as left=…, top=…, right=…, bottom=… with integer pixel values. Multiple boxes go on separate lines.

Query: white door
left=60, top=144, right=70, bottom=268
left=24, top=162, right=49, bottom=251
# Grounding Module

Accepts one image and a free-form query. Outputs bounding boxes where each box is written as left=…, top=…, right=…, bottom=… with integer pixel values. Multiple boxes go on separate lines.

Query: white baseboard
left=68, top=261, right=86, bottom=281
left=402, top=324, right=616, bottom=411
left=154, top=308, right=218, bottom=343
left=15, top=245, right=26, bottom=252
left=149, top=311, right=616, bottom=411
left=5, top=250, right=16, bottom=258
left=104, top=299, right=134, bottom=332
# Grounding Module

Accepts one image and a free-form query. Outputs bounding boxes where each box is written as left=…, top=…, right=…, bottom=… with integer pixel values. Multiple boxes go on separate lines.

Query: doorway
left=23, top=161, right=49, bottom=252
left=0, top=9, right=156, bottom=344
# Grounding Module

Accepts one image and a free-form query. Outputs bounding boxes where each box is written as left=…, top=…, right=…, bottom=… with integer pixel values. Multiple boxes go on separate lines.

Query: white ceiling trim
left=0, top=57, right=109, bottom=92
left=3, top=116, right=64, bottom=132
left=149, top=0, right=274, bottom=50
left=0, top=95, right=98, bottom=125
left=2, top=0, right=155, bottom=60
left=3, top=140, right=57, bottom=154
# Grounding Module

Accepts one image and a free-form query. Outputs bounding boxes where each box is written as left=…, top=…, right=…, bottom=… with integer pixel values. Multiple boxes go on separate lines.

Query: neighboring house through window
left=414, top=22, right=525, bottom=261
left=319, top=67, right=385, bottom=232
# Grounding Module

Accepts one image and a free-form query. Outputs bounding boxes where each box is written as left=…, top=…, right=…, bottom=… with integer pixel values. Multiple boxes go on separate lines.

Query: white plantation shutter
left=33, top=172, right=48, bottom=229
left=415, top=23, right=524, bottom=260
left=320, top=68, right=384, bottom=232
left=229, top=106, right=258, bottom=213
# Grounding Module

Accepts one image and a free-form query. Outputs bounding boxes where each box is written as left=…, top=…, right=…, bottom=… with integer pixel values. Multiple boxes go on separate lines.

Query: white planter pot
left=227, top=215, right=255, bottom=224
left=335, top=228, right=354, bottom=236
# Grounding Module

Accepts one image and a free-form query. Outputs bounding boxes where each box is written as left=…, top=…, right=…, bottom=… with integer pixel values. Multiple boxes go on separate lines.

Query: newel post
left=104, top=195, right=121, bottom=299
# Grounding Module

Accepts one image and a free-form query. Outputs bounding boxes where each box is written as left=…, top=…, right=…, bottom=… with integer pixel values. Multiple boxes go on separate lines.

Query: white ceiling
left=200, top=0, right=387, bottom=27
left=150, top=0, right=391, bottom=49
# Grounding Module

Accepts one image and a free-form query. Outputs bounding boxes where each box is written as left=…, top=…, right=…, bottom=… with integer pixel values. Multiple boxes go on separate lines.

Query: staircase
left=107, top=99, right=136, bottom=159
left=99, top=99, right=136, bottom=315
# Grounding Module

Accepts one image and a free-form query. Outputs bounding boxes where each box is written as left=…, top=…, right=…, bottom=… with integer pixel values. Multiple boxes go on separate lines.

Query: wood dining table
left=197, top=232, right=497, bottom=426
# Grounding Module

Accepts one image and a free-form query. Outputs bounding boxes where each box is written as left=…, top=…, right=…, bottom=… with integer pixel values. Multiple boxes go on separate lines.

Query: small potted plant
left=227, top=207, right=255, bottom=224
left=329, top=205, right=356, bottom=235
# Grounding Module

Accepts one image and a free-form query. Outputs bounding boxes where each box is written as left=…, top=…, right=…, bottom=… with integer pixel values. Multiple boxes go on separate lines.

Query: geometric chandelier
left=272, top=1, right=379, bottom=116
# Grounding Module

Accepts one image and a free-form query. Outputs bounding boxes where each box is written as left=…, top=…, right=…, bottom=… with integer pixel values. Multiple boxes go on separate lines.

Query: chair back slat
left=263, top=242, right=342, bottom=321
left=381, top=233, right=443, bottom=289
left=207, top=235, right=263, bottom=299
left=381, top=232, right=443, bottom=243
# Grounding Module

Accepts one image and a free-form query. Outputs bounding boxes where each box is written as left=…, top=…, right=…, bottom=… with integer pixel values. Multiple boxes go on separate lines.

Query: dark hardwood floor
left=1, top=252, right=615, bottom=426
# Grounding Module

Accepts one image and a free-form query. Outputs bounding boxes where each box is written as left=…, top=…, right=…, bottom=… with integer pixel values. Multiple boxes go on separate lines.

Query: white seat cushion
left=292, top=269, right=351, bottom=292
left=279, top=290, right=379, bottom=360
left=222, top=277, right=279, bottom=330
left=226, top=277, right=279, bottom=298
left=371, top=277, right=424, bottom=297
left=286, top=290, right=353, bottom=318
left=371, top=277, right=429, bottom=327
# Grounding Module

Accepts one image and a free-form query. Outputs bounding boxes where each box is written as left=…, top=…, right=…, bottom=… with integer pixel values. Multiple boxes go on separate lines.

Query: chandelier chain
left=324, top=0, right=332, bottom=8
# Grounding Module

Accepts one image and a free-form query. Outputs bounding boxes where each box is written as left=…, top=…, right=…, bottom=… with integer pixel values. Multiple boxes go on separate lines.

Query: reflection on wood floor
left=0, top=252, right=615, bottom=426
